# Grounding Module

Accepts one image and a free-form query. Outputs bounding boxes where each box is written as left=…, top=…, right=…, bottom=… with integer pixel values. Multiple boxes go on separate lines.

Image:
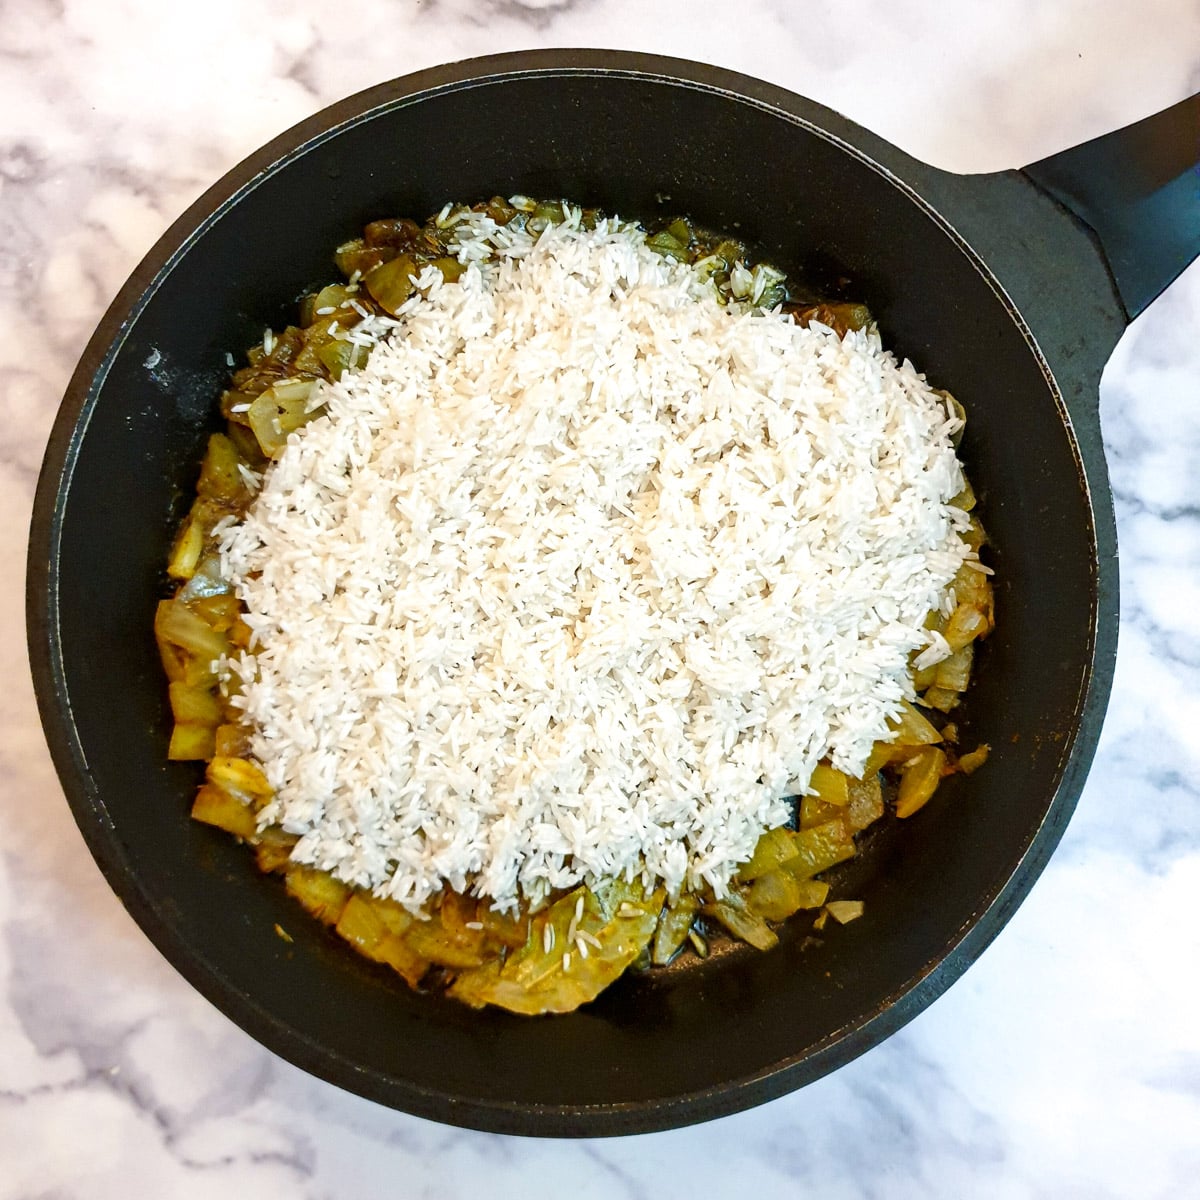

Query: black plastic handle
left=1022, top=93, right=1199, bottom=322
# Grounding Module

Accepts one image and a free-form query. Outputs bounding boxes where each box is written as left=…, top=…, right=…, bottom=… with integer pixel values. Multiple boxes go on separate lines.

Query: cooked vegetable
left=191, top=783, right=256, bottom=838
left=809, top=763, right=851, bottom=806
left=168, top=681, right=222, bottom=726
left=703, top=892, right=778, bottom=952
left=957, top=744, right=991, bottom=774
left=335, top=893, right=428, bottom=987
left=213, top=722, right=251, bottom=758
left=791, top=302, right=874, bottom=336
left=747, top=871, right=828, bottom=921
left=196, top=432, right=249, bottom=504
left=646, top=218, right=694, bottom=261
left=169, top=723, right=216, bottom=762
left=180, top=555, right=234, bottom=604
left=784, top=820, right=857, bottom=881
left=167, top=511, right=205, bottom=580
left=405, top=892, right=488, bottom=969
left=157, top=198, right=997, bottom=1016
left=206, top=756, right=273, bottom=809
left=944, top=603, right=990, bottom=651
left=798, top=794, right=843, bottom=829
left=364, top=252, right=420, bottom=314
left=936, top=645, right=974, bottom=692
left=736, top=826, right=800, bottom=881
left=825, top=900, right=864, bottom=925
left=155, top=597, right=230, bottom=669
left=481, top=905, right=530, bottom=949
left=652, top=893, right=701, bottom=965
left=285, top=864, right=350, bottom=924
left=846, top=774, right=885, bottom=833
left=890, top=699, right=944, bottom=747
left=450, top=881, right=663, bottom=1014
left=950, top=478, right=976, bottom=511
left=247, top=378, right=322, bottom=457
left=253, top=826, right=298, bottom=874
left=922, top=686, right=961, bottom=713
left=316, top=338, right=367, bottom=380
left=896, top=746, right=949, bottom=818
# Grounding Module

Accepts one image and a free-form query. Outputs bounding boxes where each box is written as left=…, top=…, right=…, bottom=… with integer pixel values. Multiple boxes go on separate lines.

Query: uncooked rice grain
left=219, top=211, right=972, bottom=913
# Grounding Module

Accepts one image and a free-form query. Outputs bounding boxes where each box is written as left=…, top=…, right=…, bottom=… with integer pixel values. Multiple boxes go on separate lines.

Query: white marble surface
left=5, top=1, right=1200, bottom=1194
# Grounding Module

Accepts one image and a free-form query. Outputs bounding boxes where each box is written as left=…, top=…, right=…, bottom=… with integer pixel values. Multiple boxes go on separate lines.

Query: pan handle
left=1021, top=93, right=1199, bottom=322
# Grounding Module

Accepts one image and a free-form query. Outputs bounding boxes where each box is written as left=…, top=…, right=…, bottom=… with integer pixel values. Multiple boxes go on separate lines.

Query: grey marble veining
left=4, top=1, right=1200, bottom=1195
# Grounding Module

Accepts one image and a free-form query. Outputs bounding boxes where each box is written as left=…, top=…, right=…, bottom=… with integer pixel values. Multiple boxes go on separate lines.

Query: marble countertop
left=5, top=2, right=1199, bottom=1195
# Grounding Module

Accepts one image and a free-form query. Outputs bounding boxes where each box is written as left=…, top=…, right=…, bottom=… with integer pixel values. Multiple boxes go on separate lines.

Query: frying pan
left=26, top=51, right=1200, bottom=1136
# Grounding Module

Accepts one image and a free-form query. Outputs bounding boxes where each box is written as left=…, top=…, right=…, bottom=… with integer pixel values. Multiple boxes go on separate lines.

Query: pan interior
left=42, top=70, right=1097, bottom=1131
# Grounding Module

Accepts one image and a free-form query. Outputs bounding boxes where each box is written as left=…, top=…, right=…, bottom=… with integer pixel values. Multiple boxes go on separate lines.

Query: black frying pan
left=26, top=51, right=1200, bottom=1136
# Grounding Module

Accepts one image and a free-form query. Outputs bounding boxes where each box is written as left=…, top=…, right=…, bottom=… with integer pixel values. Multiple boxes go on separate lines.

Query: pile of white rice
left=219, top=208, right=973, bottom=912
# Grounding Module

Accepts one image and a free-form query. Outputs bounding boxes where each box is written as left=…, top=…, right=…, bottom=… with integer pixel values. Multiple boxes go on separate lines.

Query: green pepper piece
left=532, top=199, right=566, bottom=225
left=363, top=217, right=422, bottom=249
left=895, top=747, right=948, bottom=818
left=316, top=339, right=368, bottom=380
left=702, top=892, right=778, bottom=951
left=482, top=196, right=518, bottom=225
left=664, top=217, right=693, bottom=246
left=746, top=871, right=828, bottom=921
left=430, top=256, right=466, bottom=284
left=799, top=794, right=844, bottom=830
left=335, top=238, right=392, bottom=280
left=736, top=826, right=799, bottom=882
left=646, top=229, right=690, bottom=261
left=809, top=763, right=850, bottom=807
left=651, top=892, right=700, bottom=964
left=364, top=252, right=419, bottom=315
left=782, top=820, right=856, bottom=881
left=196, top=433, right=247, bottom=505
